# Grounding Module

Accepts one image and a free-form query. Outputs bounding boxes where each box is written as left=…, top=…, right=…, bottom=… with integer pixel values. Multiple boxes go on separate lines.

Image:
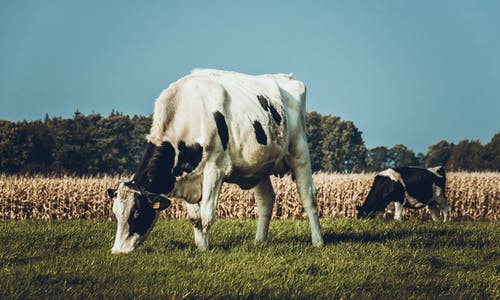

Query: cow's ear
left=147, top=193, right=171, bottom=210
left=107, top=188, right=117, bottom=199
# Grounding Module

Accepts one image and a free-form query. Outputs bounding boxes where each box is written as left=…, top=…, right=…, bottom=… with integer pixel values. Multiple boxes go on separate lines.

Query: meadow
left=0, top=219, right=498, bottom=299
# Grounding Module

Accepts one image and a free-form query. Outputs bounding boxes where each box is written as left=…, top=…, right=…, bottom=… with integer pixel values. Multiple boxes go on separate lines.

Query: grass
left=0, top=218, right=498, bottom=299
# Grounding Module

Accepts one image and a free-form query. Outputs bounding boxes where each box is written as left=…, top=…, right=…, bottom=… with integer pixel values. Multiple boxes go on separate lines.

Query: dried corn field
left=0, top=173, right=498, bottom=221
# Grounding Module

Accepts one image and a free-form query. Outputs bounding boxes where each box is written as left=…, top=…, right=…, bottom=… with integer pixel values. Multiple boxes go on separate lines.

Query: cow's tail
left=148, top=85, right=177, bottom=145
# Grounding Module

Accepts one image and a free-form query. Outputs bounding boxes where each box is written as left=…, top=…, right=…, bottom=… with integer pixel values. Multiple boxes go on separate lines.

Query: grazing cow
left=107, top=69, right=324, bottom=253
left=357, top=166, right=449, bottom=221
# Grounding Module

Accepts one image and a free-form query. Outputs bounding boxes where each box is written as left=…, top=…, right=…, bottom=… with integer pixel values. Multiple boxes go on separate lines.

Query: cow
left=356, top=166, right=449, bottom=221
left=107, top=69, right=324, bottom=253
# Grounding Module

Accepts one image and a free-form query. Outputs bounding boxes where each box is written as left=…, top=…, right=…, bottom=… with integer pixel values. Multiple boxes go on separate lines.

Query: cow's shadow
left=322, top=231, right=411, bottom=244
left=265, top=231, right=411, bottom=246
left=148, top=223, right=444, bottom=251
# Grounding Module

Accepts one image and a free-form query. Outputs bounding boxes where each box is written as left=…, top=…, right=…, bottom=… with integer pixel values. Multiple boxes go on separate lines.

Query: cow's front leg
left=253, top=176, right=275, bottom=242
left=393, top=201, right=403, bottom=220
left=185, top=203, right=205, bottom=248
left=441, top=200, right=449, bottom=222
left=198, top=163, right=224, bottom=250
left=433, top=186, right=449, bottom=222
left=428, top=201, right=441, bottom=222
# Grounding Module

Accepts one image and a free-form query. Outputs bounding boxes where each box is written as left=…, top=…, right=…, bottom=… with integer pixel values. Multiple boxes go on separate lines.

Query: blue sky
left=1, top=1, right=499, bottom=154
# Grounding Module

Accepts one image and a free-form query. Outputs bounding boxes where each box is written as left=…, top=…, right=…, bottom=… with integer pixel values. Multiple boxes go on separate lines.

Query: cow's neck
left=134, top=141, right=176, bottom=195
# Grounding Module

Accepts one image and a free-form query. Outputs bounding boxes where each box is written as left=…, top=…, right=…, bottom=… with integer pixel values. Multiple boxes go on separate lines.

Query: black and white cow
left=357, top=166, right=449, bottom=221
left=107, top=69, right=324, bottom=253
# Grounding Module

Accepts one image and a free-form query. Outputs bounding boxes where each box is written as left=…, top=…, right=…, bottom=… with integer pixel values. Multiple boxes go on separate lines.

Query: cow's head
left=108, top=181, right=171, bottom=253
left=108, top=141, right=176, bottom=253
left=357, top=174, right=404, bottom=219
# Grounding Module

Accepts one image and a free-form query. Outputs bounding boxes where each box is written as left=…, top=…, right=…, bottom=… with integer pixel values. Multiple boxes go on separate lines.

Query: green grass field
left=1, top=219, right=498, bottom=299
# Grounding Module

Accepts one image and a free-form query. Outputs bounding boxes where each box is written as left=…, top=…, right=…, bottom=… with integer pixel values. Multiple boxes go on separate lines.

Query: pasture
left=1, top=219, right=498, bottom=299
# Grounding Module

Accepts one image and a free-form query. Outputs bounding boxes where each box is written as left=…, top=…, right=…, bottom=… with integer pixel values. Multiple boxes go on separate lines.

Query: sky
left=0, top=1, right=499, bottom=154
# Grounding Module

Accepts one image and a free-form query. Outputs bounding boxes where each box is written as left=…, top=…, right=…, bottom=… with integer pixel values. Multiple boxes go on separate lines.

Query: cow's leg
left=393, top=201, right=403, bottom=220
left=288, top=144, right=324, bottom=246
left=197, top=162, right=224, bottom=250
left=253, top=176, right=275, bottom=242
left=435, top=186, right=449, bottom=222
left=428, top=201, right=440, bottom=221
left=440, top=198, right=449, bottom=222
left=385, top=202, right=395, bottom=218
left=185, top=203, right=204, bottom=248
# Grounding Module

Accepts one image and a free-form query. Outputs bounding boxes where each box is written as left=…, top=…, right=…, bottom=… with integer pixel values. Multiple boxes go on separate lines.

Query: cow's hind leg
left=254, top=176, right=275, bottom=242
left=288, top=148, right=324, bottom=246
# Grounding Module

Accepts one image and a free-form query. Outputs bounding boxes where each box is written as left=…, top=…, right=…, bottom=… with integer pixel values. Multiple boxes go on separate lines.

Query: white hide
left=111, top=183, right=141, bottom=253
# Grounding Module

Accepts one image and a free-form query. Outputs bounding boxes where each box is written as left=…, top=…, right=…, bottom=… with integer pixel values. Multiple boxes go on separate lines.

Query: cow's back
left=148, top=69, right=307, bottom=188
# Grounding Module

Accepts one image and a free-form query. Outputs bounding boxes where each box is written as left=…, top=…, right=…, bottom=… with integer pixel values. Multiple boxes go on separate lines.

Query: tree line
left=0, top=111, right=498, bottom=174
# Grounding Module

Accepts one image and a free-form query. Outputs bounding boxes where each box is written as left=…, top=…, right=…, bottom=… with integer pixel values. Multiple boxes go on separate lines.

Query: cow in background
left=107, top=69, right=324, bottom=253
left=357, top=166, right=449, bottom=221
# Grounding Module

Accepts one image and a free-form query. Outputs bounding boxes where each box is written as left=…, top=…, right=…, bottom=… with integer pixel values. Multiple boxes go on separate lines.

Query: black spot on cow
left=257, top=95, right=282, bottom=126
left=173, top=141, right=203, bottom=176
left=257, top=95, right=269, bottom=111
left=134, top=141, right=176, bottom=195
left=253, top=120, right=267, bottom=145
left=357, top=175, right=405, bottom=218
left=268, top=104, right=282, bottom=125
left=128, top=195, right=157, bottom=235
left=127, top=142, right=176, bottom=235
left=223, top=167, right=263, bottom=190
left=213, top=111, right=229, bottom=150
left=394, top=167, right=442, bottom=202
left=190, top=218, right=202, bottom=230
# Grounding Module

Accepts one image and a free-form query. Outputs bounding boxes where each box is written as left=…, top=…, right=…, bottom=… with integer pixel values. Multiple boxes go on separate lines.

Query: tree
left=0, top=121, right=22, bottom=173
left=319, top=115, right=340, bottom=172
left=447, top=140, right=483, bottom=171
left=130, top=114, right=153, bottom=168
left=46, top=112, right=100, bottom=174
left=339, top=120, right=367, bottom=172
left=390, top=144, right=418, bottom=168
left=319, top=115, right=367, bottom=173
left=21, top=120, right=54, bottom=172
left=482, top=133, right=500, bottom=171
left=367, top=146, right=391, bottom=172
left=306, top=111, right=324, bottom=172
left=415, top=153, right=426, bottom=167
left=426, top=140, right=454, bottom=168
left=8, top=109, right=477, bottom=174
